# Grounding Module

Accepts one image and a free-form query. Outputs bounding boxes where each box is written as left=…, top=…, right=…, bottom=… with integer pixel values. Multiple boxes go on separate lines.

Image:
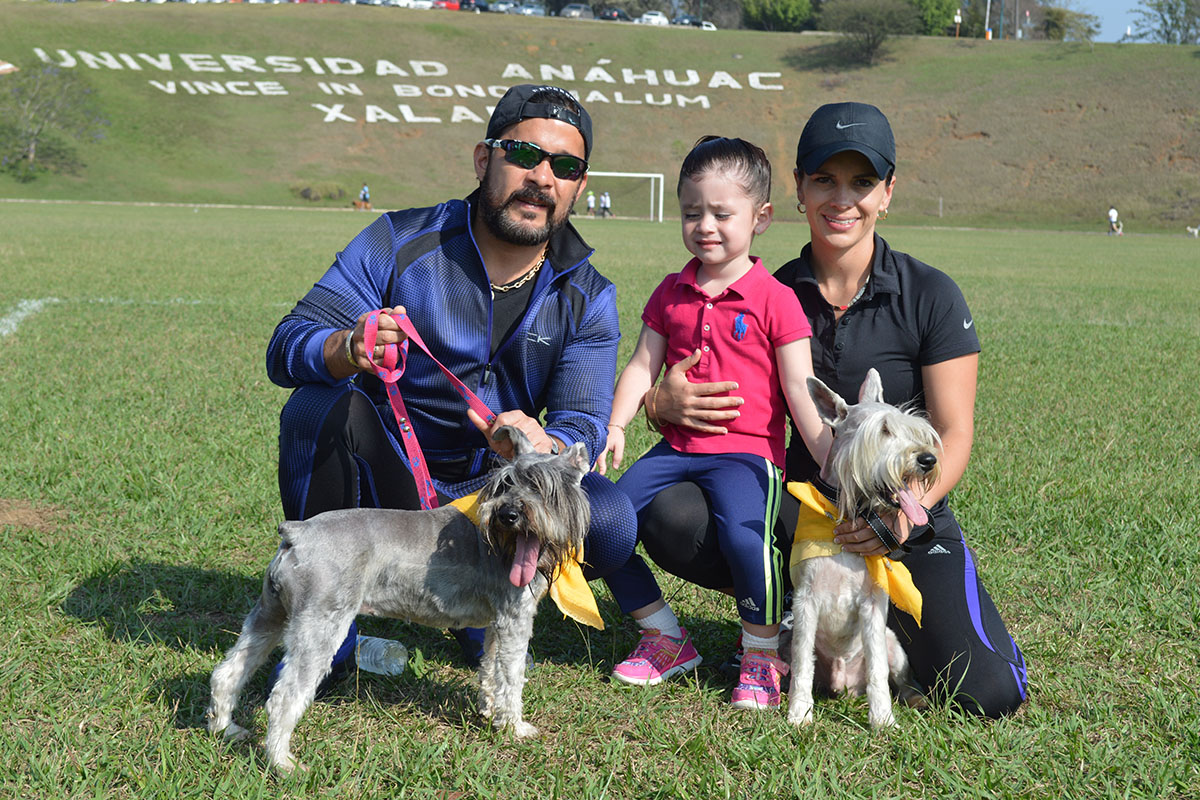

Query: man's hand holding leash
left=327, top=307, right=410, bottom=380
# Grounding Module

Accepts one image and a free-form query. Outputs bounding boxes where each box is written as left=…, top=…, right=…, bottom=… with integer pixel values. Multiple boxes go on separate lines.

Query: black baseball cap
left=487, top=84, right=593, bottom=159
left=796, top=102, right=895, bottom=180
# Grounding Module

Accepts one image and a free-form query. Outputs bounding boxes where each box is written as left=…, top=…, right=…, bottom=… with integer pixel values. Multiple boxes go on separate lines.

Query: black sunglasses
left=484, top=138, right=589, bottom=181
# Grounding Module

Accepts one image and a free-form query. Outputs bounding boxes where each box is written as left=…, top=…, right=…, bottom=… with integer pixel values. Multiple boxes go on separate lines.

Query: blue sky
left=990, top=0, right=1139, bottom=42
left=1077, top=0, right=1139, bottom=42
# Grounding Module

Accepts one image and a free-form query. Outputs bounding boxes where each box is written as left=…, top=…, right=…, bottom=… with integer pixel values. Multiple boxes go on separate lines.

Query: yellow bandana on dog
left=449, top=492, right=604, bottom=630
left=786, top=481, right=922, bottom=627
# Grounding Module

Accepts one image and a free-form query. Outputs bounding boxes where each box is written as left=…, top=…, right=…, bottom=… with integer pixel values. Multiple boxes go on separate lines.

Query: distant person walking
left=1107, top=205, right=1123, bottom=236
left=586, top=189, right=596, bottom=216
left=360, top=183, right=370, bottom=203
left=600, top=190, right=612, bottom=218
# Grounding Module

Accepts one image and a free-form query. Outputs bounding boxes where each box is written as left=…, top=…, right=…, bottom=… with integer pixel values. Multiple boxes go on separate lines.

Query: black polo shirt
left=774, top=234, right=980, bottom=481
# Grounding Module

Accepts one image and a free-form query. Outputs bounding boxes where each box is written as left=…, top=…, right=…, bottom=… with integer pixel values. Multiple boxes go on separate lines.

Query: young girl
left=595, top=137, right=829, bottom=710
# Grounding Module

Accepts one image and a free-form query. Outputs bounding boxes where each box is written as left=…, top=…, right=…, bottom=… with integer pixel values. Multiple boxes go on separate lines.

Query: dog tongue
left=509, top=533, right=540, bottom=588
left=896, top=488, right=928, bottom=527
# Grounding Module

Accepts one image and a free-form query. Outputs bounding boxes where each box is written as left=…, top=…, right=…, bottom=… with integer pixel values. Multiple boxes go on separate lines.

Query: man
left=586, top=189, right=596, bottom=216
left=266, top=85, right=637, bottom=678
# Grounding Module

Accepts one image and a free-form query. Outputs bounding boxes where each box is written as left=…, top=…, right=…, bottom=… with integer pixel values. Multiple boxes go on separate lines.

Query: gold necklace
left=490, top=249, right=547, bottom=294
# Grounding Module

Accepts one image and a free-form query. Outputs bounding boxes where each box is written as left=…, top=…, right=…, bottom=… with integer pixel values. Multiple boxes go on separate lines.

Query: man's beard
left=479, top=168, right=577, bottom=246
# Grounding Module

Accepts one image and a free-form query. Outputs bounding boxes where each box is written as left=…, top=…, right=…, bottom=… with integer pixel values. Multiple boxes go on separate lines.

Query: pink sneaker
left=611, top=628, right=702, bottom=686
left=730, top=649, right=789, bottom=710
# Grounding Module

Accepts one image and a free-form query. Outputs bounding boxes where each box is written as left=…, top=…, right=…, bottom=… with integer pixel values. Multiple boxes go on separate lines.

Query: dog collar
left=786, top=481, right=922, bottom=627
left=808, top=475, right=908, bottom=559
left=449, top=493, right=604, bottom=630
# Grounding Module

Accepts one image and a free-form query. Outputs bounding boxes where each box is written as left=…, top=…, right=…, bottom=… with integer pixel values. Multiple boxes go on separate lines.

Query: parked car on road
left=559, top=2, right=593, bottom=17
left=597, top=6, right=630, bottom=19
left=508, top=1, right=546, bottom=13
left=432, top=0, right=459, bottom=8
left=459, top=0, right=488, bottom=9
left=671, top=12, right=698, bottom=25
left=490, top=0, right=515, bottom=9
left=636, top=9, right=668, bottom=25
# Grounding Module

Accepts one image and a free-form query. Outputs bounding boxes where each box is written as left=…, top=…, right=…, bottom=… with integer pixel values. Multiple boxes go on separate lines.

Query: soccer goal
left=575, top=171, right=666, bottom=222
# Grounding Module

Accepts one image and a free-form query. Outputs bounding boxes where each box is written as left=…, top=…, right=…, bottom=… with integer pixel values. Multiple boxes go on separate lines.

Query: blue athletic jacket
left=267, top=191, right=620, bottom=478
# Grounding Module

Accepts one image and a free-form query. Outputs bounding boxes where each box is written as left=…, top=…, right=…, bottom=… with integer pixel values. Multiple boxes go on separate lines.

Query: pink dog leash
left=362, top=310, right=497, bottom=510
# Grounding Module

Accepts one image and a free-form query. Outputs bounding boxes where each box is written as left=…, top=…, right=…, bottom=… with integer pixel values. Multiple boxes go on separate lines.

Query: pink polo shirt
left=643, top=257, right=812, bottom=467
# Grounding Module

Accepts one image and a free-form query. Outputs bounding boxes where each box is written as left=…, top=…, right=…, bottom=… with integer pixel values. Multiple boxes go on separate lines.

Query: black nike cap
left=796, top=102, right=895, bottom=180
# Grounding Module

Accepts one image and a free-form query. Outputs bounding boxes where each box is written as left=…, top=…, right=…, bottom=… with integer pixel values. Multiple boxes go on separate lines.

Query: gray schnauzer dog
left=788, top=369, right=939, bottom=728
left=206, top=426, right=591, bottom=773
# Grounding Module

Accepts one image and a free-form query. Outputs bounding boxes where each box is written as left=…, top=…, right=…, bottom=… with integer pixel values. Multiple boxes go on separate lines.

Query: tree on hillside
left=910, top=0, right=959, bottom=34
left=1038, top=5, right=1100, bottom=41
left=743, top=0, right=814, bottom=31
left=819, top=0, right=922, bottom=64
left=0, top=66, right=108, bottom=183
left=1126, top=0, right=1200, bottom=43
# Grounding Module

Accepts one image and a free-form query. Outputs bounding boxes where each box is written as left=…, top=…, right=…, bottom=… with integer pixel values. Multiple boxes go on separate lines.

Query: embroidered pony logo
left=732, top=312, right=748, bottom=341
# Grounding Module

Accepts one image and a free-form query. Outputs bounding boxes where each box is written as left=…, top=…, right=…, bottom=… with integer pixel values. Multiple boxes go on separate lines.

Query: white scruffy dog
left=788, top=369, right=938, bottom=728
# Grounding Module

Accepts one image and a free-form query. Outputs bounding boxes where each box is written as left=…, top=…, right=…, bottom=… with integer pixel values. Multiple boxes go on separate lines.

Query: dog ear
left=859, top=369, right=884, bottom=404
left=561, top=442, right=590, bottom=480
left=493, top=425, right=537, bottom=457
left=807, top=376, right=847, bottom=428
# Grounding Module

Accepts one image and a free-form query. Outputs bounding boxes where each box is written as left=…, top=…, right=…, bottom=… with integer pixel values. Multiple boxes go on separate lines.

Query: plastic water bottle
left=355, top=635, right=408, bottom=676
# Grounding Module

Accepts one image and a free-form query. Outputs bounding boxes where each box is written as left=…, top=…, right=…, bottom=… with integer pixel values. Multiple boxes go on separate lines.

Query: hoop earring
left=878, top=208, right=889, bottom=220
left=797, top=203, right=806, bottom=213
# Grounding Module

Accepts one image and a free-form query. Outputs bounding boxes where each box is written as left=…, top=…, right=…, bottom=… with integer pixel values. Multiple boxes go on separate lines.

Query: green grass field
left=1, top=201, right=1198, bottom=797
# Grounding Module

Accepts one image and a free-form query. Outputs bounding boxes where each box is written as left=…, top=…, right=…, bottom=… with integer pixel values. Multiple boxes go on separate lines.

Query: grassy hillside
left=1, top=0, right=1198, bottom=230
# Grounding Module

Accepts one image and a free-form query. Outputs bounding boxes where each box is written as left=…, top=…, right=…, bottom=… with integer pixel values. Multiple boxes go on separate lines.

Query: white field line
left=0, top=298, right=61, bottom=337
left=0, top=296, right=291, bottom=338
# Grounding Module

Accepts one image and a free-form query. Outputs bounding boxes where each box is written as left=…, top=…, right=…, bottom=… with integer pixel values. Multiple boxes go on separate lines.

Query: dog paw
left=505, top=720, right=539, bottom=739
left=786, top=702, right=814, bottom=726
left=220, top=722, right=253, bottom=743
left=271, top=753, right=309, bottom=776
left=868, top=710, right=897, bottom=729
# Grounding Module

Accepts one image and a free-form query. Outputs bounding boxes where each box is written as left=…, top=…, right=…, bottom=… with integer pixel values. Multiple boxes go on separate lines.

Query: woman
left=635, top=102, right=1027, bottom=719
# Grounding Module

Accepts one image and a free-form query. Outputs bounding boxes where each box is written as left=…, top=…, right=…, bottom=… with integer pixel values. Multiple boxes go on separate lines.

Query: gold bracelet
left=344, top=329, right=357, bottom=369
left=645, top=385, right=661, bottom=433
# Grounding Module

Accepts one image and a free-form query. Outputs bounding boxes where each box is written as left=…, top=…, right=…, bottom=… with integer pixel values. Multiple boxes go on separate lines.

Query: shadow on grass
left=781, top=40, right=915, bottom=74
left=62, top=559, right=749, bottom=730
left=63, top=560, right=257, bottom=654
left=782, top=42, right=867, bottom=74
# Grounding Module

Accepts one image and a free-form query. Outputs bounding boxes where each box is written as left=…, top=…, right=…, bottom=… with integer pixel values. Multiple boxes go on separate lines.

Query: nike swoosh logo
left=835, top=121, right=866, bottom=129
left=963, top=318, right=974, bottom=329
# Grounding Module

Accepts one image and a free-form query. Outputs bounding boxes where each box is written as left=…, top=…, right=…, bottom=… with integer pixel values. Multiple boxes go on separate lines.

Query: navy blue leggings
left=603, top=442, right=787, bottom=627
